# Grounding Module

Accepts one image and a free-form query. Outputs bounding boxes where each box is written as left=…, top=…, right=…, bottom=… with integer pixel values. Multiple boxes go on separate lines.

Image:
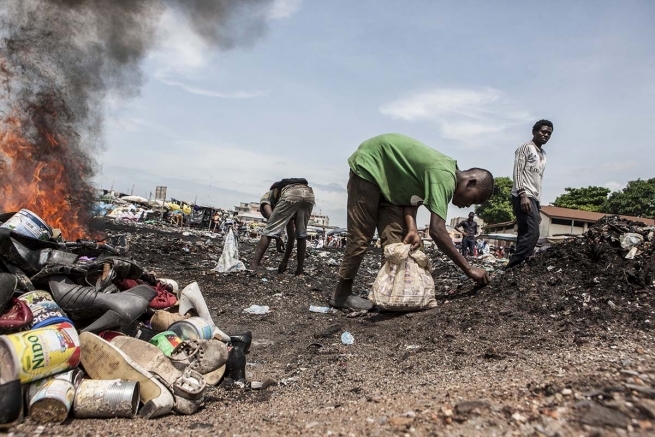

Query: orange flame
left=0, top=112, right=89, bottom=240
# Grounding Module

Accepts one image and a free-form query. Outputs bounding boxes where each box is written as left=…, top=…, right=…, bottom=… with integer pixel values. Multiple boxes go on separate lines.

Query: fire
left=0, top=111, right=89, bottom=241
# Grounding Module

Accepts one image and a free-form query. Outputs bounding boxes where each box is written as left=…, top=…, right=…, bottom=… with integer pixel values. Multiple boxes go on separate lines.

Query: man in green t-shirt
left=331, top=133, right=494, bottom=310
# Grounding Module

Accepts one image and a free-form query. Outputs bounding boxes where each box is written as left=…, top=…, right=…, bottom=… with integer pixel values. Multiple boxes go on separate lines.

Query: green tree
left=603, top=178, right=655, bottom=219
left=553, top=186, right=610, bottom=212
left=475, top=176, right=513, bottom=226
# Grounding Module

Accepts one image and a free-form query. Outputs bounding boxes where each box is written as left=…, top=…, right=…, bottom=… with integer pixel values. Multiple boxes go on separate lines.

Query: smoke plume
left=0, top=0, right=272, bottom=239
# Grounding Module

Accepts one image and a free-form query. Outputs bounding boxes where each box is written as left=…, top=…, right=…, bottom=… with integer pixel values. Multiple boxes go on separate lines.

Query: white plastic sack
left=368, top=243, right=437, bottom=312
left=620, top=233, right=643, bottom=249
left=213, top=228, right=246, bottom=272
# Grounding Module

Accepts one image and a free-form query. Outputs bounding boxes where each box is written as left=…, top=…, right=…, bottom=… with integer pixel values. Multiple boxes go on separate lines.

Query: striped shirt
left=511, top=141, right=547, bottom=201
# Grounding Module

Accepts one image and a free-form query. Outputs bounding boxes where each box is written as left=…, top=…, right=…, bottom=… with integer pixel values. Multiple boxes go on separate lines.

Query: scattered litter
left=280, top=377, right=298, bottom=385
left=309, top=305, right=330, bottom=313
left=625, top=247, right=638, bottom=259
left=243, top=305, right=271, bottom=315
left=341, top=331, right=354, bottom=345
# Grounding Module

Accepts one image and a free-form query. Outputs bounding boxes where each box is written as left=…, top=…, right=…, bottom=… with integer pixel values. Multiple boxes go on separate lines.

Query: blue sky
left=98, top=0, right=655, bottom=227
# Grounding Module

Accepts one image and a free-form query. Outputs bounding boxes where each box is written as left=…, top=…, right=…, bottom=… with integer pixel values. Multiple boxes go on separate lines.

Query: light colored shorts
left=262, top=185, right=315, bottom=239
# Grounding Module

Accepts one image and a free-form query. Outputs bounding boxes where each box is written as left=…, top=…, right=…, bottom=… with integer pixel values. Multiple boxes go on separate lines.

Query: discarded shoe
left=150, top=309, right=188, bottom=332
left=224, top=344, right=246, bottom=382
left=229, top=331, right=252, bottom=354
left=0, top=298, right=33, bottom=332
left=84, top=257, right=144, bottom=286
left=329, top=294, right=374, bottom=311
left=79, top=332, right=174, bottom=419
left=48, top=276, right=156, bottom=332
left=0, top=273, right=17, bottom=313
left=204, top=364, right=226, bottom=386
left=170, top=339, right=228, bottom=385
left=157, top=278, right=179, bottom=294
left=148, top=283, right=177, bottom=310
left=0, top=228, right=58, bottom=275
left=110, top=336, right=206, bottom=415
left=178, top=282, right=230, bottom=341
left=119, top=321, right=157, bottom=342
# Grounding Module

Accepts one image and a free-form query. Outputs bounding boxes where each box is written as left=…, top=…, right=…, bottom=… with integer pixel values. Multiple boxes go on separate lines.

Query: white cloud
left=267, top=0, right=303, bottom=20
left=379, top=87, right=531, bottom=141
left=156, top=76, right=269, bottom=99
left=150, top=9, right=210, bottom=76
left=604, top=181, right=625, bottom=192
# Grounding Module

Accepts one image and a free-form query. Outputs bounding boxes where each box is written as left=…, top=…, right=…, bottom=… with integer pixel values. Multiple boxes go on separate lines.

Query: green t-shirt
left=347, top=133, right=457, bottom=219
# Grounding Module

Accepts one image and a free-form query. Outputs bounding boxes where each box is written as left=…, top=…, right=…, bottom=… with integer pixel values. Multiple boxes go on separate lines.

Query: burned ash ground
left=12, top=217, right=655, bottom=436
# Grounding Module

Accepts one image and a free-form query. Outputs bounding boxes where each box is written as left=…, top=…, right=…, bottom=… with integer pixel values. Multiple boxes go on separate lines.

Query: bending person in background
left=332, top=133, right=494, bottom=311
left=507, top=119, right=553, bottom=269
left=251, top=178, right=315, bottom=275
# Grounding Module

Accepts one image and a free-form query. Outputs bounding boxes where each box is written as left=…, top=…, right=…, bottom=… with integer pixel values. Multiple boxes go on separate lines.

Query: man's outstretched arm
left=429, top=213, right=490, bottom=286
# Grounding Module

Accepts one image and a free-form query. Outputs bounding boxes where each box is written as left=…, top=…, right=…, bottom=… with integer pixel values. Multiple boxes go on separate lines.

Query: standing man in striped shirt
left=507, top=120, right=554, bottom=268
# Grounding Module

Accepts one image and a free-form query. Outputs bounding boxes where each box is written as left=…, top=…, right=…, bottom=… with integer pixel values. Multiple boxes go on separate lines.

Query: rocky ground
left=8, top=217, right=655, bottom=437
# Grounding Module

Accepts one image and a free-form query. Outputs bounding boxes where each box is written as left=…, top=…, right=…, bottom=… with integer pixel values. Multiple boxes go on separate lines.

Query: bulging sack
left=213, top=228, right=245, bottom=273
left=368, top=243, right=437, bottom=312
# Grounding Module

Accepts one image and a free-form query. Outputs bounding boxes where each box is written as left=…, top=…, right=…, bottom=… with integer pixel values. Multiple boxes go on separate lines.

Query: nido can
left=18, top=290, right=72, bottom=329
left=0, top=322, right=81, bottom=383
left=149, top=331, right=182, bottom=356
left=28, top=379, right=75, bottom=423
left=0, top=209, right=53, bottom=241
left=169, top=317, right=213, bottom=341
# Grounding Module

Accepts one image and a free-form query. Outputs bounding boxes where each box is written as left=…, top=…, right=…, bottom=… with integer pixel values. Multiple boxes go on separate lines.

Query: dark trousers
left=507, top=195, right=540, bottom=268
left=461, top=237, right=475, bottom=256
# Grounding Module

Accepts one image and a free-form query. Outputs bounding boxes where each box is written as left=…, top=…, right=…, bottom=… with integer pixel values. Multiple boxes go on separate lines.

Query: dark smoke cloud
left=0, top=0, right=273, bottom=235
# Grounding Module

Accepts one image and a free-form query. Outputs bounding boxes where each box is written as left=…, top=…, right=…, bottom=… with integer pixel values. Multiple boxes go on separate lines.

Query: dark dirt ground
left=8, top=217, right=655, bottom=437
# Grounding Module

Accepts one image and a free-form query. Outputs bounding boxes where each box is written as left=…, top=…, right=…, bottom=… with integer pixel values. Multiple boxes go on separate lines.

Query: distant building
left=234, top=201, right=263, bottom=223
left=235, top=201, right=260, bottom=216
left=484, top=206, right=655, bottom=246
left=309, top=212, right=329, bottom=227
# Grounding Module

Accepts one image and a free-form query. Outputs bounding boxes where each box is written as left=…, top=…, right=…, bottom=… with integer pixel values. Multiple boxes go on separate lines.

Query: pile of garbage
left=0, top=209, right=250, bottom=427
left=498, top=216, right=655, bottom=329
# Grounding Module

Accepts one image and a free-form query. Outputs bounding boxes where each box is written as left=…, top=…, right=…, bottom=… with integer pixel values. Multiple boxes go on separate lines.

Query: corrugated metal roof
left=540, top=206, right=655, bottom=225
